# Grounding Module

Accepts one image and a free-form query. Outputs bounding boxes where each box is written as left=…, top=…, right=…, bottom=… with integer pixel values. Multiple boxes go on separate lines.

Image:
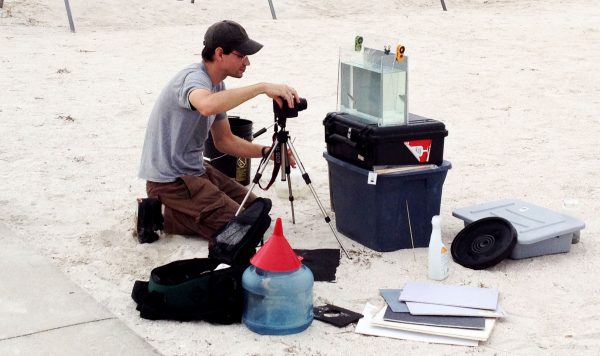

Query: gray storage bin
left=452, top=199, right=585, bottom=259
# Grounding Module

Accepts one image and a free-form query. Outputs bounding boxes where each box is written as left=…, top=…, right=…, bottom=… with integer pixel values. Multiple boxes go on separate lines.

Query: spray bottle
left=428, top=215, right=449, bottom=280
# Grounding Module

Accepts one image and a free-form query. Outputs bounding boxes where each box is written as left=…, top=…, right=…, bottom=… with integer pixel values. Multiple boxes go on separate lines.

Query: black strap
left=259, top=137, right=281, bottom=191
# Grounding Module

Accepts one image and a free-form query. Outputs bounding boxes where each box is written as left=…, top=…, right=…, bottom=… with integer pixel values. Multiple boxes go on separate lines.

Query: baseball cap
left=203, top=20, right=263, bottom=55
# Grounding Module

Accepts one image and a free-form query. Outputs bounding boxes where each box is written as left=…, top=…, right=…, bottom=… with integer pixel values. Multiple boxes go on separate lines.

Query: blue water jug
left=241, top=218, right=314, bottom=335
left=242, top=265, right=314, bottom=335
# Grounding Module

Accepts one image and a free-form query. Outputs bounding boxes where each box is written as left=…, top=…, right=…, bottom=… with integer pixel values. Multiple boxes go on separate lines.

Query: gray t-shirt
left=138, top=63, right=227, bottom=182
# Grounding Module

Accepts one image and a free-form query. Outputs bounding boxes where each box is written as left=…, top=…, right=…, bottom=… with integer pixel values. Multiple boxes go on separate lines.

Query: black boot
left=136, top=197, right=164, bottom=244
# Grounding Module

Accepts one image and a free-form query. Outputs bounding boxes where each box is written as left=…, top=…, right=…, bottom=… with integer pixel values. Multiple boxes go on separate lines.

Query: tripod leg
left=280, top=142, right=296, bottom=224
left=235, top=139, right=279, bottom=217
left=286, top=171, right=296, bottom=224
left=286, top=140, right=352, bottom=259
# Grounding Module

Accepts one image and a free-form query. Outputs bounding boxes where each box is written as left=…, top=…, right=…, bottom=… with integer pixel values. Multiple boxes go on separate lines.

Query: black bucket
left=205, top=116, right=253, bottom=186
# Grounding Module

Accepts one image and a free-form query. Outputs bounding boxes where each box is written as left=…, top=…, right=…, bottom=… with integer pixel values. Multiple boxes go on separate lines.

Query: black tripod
left=235, top=113, right=351, bottom=259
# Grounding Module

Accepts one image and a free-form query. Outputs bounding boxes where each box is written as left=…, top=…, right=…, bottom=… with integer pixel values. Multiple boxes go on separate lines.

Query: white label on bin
left=404, top=139, right=432, bottom=162
left=368, top=172, right=378, bottom=185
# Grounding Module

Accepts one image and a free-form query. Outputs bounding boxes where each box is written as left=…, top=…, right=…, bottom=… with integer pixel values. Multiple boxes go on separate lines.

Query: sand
left=1, top=0, right=599, bottom=354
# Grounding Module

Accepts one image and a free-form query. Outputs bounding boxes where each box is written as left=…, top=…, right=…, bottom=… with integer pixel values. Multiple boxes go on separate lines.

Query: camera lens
left=297, top=98, right=308, bottom=111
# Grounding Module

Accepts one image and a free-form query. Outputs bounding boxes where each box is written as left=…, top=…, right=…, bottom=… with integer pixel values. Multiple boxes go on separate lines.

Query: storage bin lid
left=453, top=199, right=586, bottom=245
left=323, top=152, right=451, bottom=178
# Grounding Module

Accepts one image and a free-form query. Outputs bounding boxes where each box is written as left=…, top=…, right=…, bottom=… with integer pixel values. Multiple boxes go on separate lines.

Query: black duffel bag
left=131, top=198, right=272, bottom=324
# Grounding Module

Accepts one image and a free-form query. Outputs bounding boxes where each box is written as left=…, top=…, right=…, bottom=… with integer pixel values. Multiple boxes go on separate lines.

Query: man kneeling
left=136, top=20, right=300, bottom=243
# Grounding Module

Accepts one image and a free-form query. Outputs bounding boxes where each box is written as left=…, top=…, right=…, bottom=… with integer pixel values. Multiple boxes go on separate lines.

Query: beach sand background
left=1, top=0, right=599, bottom=354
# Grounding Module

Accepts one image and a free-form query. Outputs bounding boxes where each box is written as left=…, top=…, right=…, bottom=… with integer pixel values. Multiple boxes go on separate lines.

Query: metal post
left=267, top=0, right=276, bottom=19
left=440, top=0, right=447, bottom=11
left=64, top=0, right=75, bottom=33
left=0, top=0, right=4, bottom=9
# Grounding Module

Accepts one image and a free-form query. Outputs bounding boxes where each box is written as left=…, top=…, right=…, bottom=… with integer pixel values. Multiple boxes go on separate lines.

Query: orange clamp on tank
left=396, top=44, right=405, bottom=62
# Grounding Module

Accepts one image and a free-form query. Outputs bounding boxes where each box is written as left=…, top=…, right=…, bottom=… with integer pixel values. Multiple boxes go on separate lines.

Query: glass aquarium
left=338, top=47, right=408, bottom=126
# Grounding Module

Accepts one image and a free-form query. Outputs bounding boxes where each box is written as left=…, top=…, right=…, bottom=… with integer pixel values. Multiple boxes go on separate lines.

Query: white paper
left=214, top=263, right=231, bottom=271
left=399, top=282, right=499, bottom=310
left=370, top=305, right=495, bottom=342
left=406, top=301, right=506, bottom=318
left=354, top=303, right=478, bottom=347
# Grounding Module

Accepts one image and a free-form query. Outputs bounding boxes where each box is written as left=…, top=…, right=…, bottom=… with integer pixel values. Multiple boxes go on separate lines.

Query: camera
left=273, top=97, right=308, bottom=120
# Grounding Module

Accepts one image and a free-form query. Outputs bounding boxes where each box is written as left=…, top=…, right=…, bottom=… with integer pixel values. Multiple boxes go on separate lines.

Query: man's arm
left=188, top=83, right=300, bottom=117
left=210, top=119, right=265, bottom=158
left=210, top=119, right=296, bottom=166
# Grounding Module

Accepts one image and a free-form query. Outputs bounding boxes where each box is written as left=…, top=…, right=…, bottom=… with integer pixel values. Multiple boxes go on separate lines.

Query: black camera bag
left=131, top=198, right=272, bottom=324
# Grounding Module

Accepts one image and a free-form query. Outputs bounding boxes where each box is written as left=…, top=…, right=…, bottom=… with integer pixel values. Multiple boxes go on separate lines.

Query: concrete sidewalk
left=0, top=225, right=161, bottom=355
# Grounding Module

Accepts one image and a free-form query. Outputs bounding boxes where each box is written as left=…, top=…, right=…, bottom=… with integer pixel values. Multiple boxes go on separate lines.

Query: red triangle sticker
left=404, top=139, right=432, bottom=163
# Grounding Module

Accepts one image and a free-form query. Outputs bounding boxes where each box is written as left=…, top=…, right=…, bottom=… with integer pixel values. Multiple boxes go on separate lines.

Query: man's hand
left=263, top=83, right=300, bottom=109
left=262, top=146, right=296, bottom=168
left=285, top=147, right=297, bottom=168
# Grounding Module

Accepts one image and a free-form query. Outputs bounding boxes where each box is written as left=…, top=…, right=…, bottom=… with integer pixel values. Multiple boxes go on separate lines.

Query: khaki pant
left=146, top=165, right=257, bottom=240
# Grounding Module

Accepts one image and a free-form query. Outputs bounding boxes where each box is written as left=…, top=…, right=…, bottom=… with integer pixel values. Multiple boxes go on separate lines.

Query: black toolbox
left=323, top=112, right=448, bottom=169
